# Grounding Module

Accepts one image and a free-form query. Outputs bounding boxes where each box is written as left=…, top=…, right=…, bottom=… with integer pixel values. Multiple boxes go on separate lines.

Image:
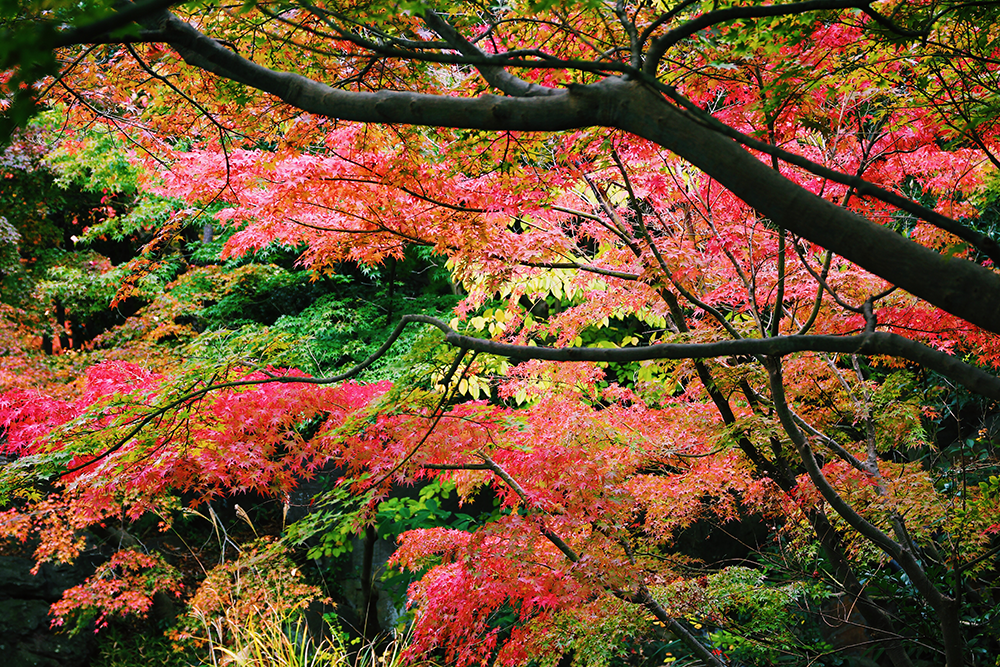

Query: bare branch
left=643, top=0, right=869, bottom=76
left=397, top=314, right=1000, bottom=400
left=520, top=261, right=640, bottom=281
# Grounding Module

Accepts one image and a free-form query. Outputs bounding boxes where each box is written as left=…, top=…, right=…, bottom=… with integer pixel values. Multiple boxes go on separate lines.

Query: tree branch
left=520, top=261, right=640, bottom=280
left=52, top=0, right=180, bottom=48
left=54, top=4, right=1000, bottom=335
left=53, top=314, right=420, bottom=479
left=642, top=0, right=869, bottom=76
left=766, top=356, right=964, bottom=666
left=477, top=453, right=727, bottom=667
left=396, top=314, right=1000, bottom=400
left=656, top=83, right=1000, bottom=267
left=614, top=79, right=1000, bottom=335
left=140, top=6, right=613, bottom=130
left=422, top=10, right=561, bottom=98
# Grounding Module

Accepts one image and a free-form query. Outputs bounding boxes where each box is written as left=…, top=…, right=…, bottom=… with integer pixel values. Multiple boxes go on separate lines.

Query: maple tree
left=2, top=0, right=1000, bottom=666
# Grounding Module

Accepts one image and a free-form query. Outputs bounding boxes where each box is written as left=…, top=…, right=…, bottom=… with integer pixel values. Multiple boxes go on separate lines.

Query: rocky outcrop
left=0, top=553, right=101, bottom=667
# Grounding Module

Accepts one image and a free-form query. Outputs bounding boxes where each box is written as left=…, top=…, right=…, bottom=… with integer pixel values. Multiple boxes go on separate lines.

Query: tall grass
left=196, top=605, right=418, bottom=667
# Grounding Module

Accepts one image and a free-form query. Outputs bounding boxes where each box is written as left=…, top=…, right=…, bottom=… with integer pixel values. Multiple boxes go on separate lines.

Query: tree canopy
left=1, top=0, right=1000, bottom=665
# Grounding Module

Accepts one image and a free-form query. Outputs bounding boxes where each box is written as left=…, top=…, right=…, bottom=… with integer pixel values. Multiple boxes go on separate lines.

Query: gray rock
left=0, top=557, right=47, bottom=597
left=0, top=598, right=50, bottom=635
left=0, top=551, right=99, bottom=667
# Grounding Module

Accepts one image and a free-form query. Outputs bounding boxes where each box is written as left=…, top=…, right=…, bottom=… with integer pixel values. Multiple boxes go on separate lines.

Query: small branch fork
left=364, top=347, right=475, bottom=489
left=642, top=0, right=878, bottom=76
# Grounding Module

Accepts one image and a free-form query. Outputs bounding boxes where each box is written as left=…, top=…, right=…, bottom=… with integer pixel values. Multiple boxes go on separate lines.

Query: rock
left=0, top=598, right=50, bottom=635
left=0, top=557, right=47, bottom=597
left=0, top=550, right=101, bottom=667
left=11, top=630, right=93, bottom=667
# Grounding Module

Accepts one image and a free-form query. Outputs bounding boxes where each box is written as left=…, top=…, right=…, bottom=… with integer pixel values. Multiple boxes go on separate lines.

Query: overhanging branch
left=654, top=84, right=1000, bottom=266
left=395, top=314, right=1000, bottom=400
left=642, top=0, right=871, bottom=75
left=52, top=0, right=180, bottom=48
left=45, top=3, right=1000, bottom=335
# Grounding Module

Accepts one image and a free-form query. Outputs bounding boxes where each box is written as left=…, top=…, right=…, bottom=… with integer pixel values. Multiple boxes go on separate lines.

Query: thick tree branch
left=642, top=0, right=870, bottom=76
left=52, top=0, right=180, bottom=48
left=57, top=29, right=169, bottom=45
left=636, top=585, right=729, bottom=667
left=141, top=7, right=613, bottom=130
left=802, top=506, right=918, bottom=667
left=397, top=314, right=1000, bottom=400
left=859, top=5, right=930, bottom=39
left=656, top=84, right=1000, bottom=266
left=477, top=453, right=581, bottom=562
left=613, top=80, right=1000, bottom=335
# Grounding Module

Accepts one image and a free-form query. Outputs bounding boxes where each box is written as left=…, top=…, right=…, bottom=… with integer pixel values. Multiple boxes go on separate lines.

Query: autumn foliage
left=2, top=0, right=1000, bottom=666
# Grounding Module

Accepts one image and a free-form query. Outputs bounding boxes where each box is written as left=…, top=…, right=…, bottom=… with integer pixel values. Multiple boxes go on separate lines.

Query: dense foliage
left=1, top=0, right=1000, bottom=666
